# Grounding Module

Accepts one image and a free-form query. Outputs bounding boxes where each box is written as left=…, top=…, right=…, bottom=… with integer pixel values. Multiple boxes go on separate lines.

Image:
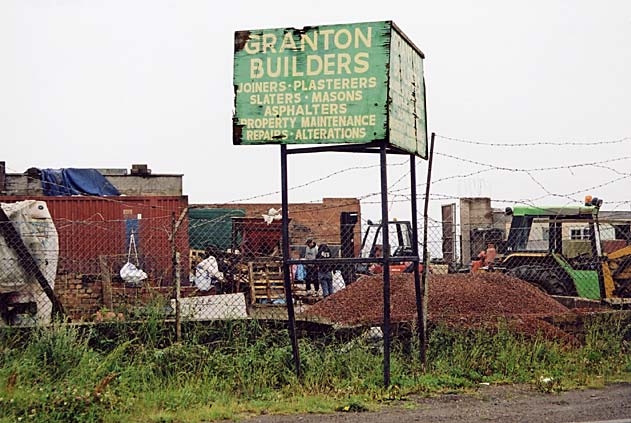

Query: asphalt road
left=244, top=383, right=631, bottom=423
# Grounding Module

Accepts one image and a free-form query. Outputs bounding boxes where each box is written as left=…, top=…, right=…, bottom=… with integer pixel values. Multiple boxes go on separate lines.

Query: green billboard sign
left=233, top=21, right=427, bottom=158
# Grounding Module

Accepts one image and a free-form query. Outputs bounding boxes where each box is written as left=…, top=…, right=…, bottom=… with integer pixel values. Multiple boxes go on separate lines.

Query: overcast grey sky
left=2, top=1, right=630, bottom=221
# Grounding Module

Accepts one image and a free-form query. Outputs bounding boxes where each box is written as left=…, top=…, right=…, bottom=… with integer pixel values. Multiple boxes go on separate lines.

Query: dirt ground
left=244, top=383, right=631, bottom=423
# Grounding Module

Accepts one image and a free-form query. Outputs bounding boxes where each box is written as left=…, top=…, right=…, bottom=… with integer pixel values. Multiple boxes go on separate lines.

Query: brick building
left=192, top=198, right=362, bottom=256
left=0, top=162, right=182, bottom=196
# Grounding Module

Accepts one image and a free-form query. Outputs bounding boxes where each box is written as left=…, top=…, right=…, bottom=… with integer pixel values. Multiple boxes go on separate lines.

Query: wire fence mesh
left=2, top=198, right=631, bottom=330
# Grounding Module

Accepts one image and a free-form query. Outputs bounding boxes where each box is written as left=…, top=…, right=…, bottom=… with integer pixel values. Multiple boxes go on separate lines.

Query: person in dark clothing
left=316, top=243, right=334, bottom=297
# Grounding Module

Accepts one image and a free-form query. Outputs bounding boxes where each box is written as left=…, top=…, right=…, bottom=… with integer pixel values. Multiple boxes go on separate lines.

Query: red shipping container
left=0, top=196, right=189, bottom=285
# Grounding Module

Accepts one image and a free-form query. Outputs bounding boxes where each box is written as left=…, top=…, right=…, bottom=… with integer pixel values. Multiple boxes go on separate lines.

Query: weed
left=0, top=317, right=630, bottom=422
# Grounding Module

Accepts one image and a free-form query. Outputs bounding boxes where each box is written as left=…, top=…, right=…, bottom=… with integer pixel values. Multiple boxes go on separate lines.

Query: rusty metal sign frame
left=279, top=135, right=435, bottom=387
left=233, top=20, right=431, bottom=387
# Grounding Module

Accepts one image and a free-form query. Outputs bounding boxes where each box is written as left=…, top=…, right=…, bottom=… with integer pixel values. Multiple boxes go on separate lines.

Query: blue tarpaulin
left=40, top=168, right=120, bottom=196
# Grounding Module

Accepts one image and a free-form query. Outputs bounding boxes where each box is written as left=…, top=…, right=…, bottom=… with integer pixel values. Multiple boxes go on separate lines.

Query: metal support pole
left=175, top=251, right=182, bottom=342
left=591, top=213, right=607, bottom=300
left=281, top=144, right=302, bottom=378
left=409, top=154, right=424, bottom=364
left=170, top=210, right=185, bottom=342
left=171, top=212, right=177, bottom=287
left=420, top=132, right=436, bottom=369
left=379, top=143, right=392, bottom=387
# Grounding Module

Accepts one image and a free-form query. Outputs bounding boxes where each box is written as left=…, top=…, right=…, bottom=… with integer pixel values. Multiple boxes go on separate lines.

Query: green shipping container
left=188, top=208, right=245, bottom=250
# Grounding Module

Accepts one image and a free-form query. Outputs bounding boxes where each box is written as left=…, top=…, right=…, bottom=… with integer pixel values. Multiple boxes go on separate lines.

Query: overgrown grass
left=1, top=315, right=630, bottom=423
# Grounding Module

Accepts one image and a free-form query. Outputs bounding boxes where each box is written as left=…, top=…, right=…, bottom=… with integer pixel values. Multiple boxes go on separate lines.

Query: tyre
left=507, top=265, right=576, bottom=296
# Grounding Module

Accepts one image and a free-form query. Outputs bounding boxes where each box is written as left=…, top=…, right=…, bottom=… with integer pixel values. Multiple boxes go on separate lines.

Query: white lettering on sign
left=244, top=27, right=372, bottom=54
left=234, top=22, right=392, bottom=145
left=244, top=27, right=372, bottom=79
left=249, top=54, right=369, bottom=79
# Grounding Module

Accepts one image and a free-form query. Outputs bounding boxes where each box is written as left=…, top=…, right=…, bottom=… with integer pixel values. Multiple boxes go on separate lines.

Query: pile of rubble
left=302, top=272, right=574, bottom=339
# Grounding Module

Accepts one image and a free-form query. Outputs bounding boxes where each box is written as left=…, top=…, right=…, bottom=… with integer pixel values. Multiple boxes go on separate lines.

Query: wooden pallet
left=248, top=261, right=285, bottom=304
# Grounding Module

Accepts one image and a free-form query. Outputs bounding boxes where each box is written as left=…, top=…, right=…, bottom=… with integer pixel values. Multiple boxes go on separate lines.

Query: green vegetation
left=0, top=316, right=630, bottom=423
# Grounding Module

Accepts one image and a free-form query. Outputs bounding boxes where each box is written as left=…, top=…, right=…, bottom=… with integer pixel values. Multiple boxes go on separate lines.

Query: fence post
left=175, top=251, right=182, bottom=342
left=380, top=143, right=392, bottom=388
left=171, top=212, right=177, bottom=285
left=420, top=132, right=436, bottom=369
left=410, top=154, right=424, bottom=367
left=280, top=144, right=302, bottom=378
left=99, top=256, right=113, bottom=310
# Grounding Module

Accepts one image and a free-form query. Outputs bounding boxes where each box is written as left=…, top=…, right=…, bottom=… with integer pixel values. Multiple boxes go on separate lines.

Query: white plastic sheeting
left=193, top=256, right=224, bottom=291
left=171, top=293, right=247, bottom=320
left=0, top=200, right=59, bottom=324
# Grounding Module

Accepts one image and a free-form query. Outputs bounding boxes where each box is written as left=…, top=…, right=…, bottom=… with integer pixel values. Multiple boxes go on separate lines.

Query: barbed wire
left=435, top=134, right=631, bottom=147
left=528, top=174, right=631, bottom=203
left=4, top=160, right=406, bottom=213
left=4, top=132, right=631, bottom=223
left=387, top=168, right=493, bottom=196
left=224, top=159, right=409, bottom=204
left=435, top=152, right=631, bottom=172
left=385, top=170, right=631, bottom=211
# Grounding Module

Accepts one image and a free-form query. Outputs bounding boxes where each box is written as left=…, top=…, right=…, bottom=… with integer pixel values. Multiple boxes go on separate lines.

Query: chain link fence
left=2, top=199, right=631, bottom=330
left=439, top=216, right=631, bottom=301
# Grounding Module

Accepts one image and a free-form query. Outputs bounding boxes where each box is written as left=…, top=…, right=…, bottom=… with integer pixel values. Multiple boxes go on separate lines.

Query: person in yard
left=316, top=243, right=334, bottom=297
left=471, top=249, right=486, bottom=273
left=484, top=243, right=497, bottom=269
left=194, top=253, right=224, bottom=291
left=304, top=239, right=319, bottom=295
left=368, top=245, right=383, bottom=274
left=291, top=250, right=306, bottom=289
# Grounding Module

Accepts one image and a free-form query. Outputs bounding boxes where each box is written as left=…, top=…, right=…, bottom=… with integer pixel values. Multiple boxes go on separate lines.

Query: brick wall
left=51, top=197, right=362, bottom=320
left=194, top=198, right=362, bottom=255
left=55, top=273, right=200, bottom=321
left=3, top=169, right=182, bottom=196
left=56, top=274, right=103, bottom=320
left=105, top=174, right=183, bottom=196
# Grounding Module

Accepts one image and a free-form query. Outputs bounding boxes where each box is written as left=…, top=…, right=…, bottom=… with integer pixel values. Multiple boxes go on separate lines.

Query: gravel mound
left=302, top=273, right=573, bottom=338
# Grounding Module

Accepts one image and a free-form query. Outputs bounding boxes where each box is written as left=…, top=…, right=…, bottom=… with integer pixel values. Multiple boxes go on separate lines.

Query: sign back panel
left=388, top=27, right=427, bottom=158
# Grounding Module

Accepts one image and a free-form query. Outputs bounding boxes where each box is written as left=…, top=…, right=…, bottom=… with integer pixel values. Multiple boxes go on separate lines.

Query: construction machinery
left=473, top=197, right=631, bottom=302
left=358, top=219, right=419, bottom=275
left=355, top=219, right=449, bottom=276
